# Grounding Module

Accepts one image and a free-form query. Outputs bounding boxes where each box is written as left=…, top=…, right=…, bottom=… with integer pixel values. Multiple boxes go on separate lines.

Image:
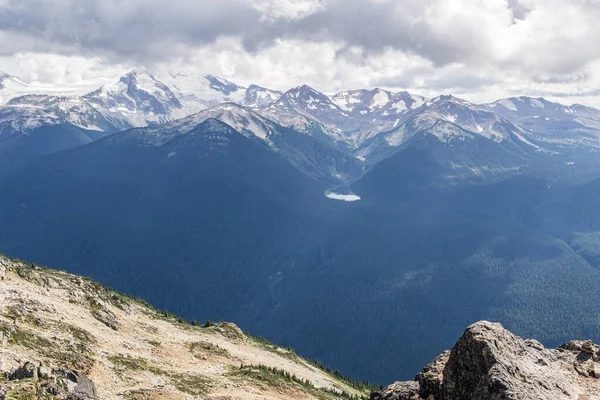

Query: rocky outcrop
left=9, top=361, right=37, bottom=380
left=57, top=369, right=98, bottom=400
left=5, top=361, right=98, bottom=400
left=373, top=321, right=600, bottom=400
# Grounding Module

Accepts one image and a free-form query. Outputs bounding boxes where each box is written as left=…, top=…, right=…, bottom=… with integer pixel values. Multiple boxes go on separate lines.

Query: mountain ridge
left=4, top=70, right=600, bottom=181
left=0, top=253, right=371, bottom=399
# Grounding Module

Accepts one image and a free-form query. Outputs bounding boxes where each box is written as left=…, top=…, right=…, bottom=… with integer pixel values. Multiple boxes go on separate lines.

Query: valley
left=2, top=71, right=600, bottom=385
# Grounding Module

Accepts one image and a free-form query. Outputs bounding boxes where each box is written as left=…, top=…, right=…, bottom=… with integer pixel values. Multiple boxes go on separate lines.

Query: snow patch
left=411, top=96, right=426, bottom=108
left=326, top=192, right=361, bottom=202
left=498, top=99, right=517, bottom=111
left=390, top=100, right=408, bottom=113
left=371, top=90, right=390, bottom=109
left=530, top=98, right=545, bottom=109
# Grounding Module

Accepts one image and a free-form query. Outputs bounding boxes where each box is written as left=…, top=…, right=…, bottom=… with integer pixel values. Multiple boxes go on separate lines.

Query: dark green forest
left=2, top=120, right=600, bottom=383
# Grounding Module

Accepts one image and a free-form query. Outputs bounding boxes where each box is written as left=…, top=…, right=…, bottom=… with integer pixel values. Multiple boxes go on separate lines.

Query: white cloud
left=1, top=0, right=600, bottom=107
left=253, top=0, right=326, bottom=21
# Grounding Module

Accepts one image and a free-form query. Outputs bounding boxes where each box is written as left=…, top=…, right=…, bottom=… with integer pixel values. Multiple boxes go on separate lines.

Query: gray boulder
left=91, top=308, right=118, bottom=330
left=9, top=361, right=37, bottom=380
left=58, top=369, right=98, bottom=400
left=371, top=381, right=420, bottom=400
left=38, top=365, right=52, bottom=379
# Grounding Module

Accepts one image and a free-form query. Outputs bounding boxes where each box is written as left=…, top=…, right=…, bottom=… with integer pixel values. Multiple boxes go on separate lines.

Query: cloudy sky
left=1, top=0, right=600, bottom=106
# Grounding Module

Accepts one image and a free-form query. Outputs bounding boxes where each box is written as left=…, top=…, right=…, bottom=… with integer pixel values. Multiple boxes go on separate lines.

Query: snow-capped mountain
left=487, top=96, right=586, bottom=121
left=332, top=88, right=423, bottom=115
left=155, top=73, right=282, bottom=110
left=410, top=95, right=537, bottom=144
left=243, top=84, right=283, bottom=107
left=0, top=95, right=117, bottom=179
left=0, top=71, right=284, bottom=134
left=486, top=96, right=600, bottom=149
left=4, top=69, right=600, bottom=184
left=125, top=102, right=365, bottom=183
left=261, top=85, right=428, bottom=148
left=354, top=95, right=542, bottom=179
left=0, top=95, right=114, bottom=135
left=265, top=85, right=348, bottom=132
left=0, top=72, right=109, bottom=106
left=136, top=103, right=275, bottom=146
left=330, top=89, right=426, bottom=142
left=85, top=71, right=284, bottom=129
left=83, top=71, right=184, bottom=129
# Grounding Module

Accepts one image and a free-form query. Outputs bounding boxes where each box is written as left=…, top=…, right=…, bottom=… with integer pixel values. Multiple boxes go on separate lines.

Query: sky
left=1, top=0, right=600, bottom=106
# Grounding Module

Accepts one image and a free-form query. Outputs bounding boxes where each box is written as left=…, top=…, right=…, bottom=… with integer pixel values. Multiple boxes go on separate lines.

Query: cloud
left=0, top=0, right=597, bottom=73
left=1, top=0, right=600, bottom=107
left=253, top=0, right=326, bottom=21
left=507, top=0, right=531, bottom=21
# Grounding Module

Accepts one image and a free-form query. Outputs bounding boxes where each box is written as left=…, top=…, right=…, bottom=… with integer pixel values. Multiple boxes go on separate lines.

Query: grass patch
left=64, top=324, right=96, bottom=345
left=0, top=321, right=94, bottom=373
left=170, top=372, right=212, bottom=396
left=123, top=389, right=153, bottom=400
left=109, top=354, right=212, bottom=396
left=230, top=364, right=366, bottom=400
left=107, top=354, right=165, bottom=376
left=247, top=335, right=300, bottom=363
left=187, top=341, right=230, bottom=358
left=307, top=359, right=380, bottom=395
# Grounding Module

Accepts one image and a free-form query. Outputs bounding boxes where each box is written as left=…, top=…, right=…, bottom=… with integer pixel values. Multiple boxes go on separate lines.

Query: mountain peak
left=427, top=94, right=472, bottom=106
left=243, top=85, right=282, bottom=107
left=287, top=84, right=324, bottom=97
left=163, top=102, right=273, bottom=142
left=118, top=70, right=141, bottom=85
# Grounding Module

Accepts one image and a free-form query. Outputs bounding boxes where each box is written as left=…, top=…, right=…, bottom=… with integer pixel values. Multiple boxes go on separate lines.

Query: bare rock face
left=7, top=361, right=98, bottom=400
left=373, top=321, right=600, bottom=400
left=9, top=361, right=37, bottom=380
left=441, top=322, right=573, bottom=400
left=58, top=370, right=98, bottom=400
left=371, top=381, right=420, bottom=400
left=416, top=350, right=450, bottom=398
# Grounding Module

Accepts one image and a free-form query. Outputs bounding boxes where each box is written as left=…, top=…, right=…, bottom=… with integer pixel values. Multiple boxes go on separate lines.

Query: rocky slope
left=372, top=321, right=600, bottom=400
left=0, top=255, right=368, bottom=400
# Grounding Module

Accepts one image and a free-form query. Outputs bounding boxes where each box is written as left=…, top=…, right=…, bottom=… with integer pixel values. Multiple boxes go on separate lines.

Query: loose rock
left=9, top=361, right=37, bottom=380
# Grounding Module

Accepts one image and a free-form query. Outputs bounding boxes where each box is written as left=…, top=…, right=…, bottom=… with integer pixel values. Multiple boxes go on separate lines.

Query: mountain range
left=3, top=70, right=600, bottom=182
left=3, top=70, right=600, bottom=384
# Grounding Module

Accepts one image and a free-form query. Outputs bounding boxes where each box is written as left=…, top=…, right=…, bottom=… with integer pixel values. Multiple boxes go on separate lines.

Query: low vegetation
left=230, top=364, right=368, bottom=400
